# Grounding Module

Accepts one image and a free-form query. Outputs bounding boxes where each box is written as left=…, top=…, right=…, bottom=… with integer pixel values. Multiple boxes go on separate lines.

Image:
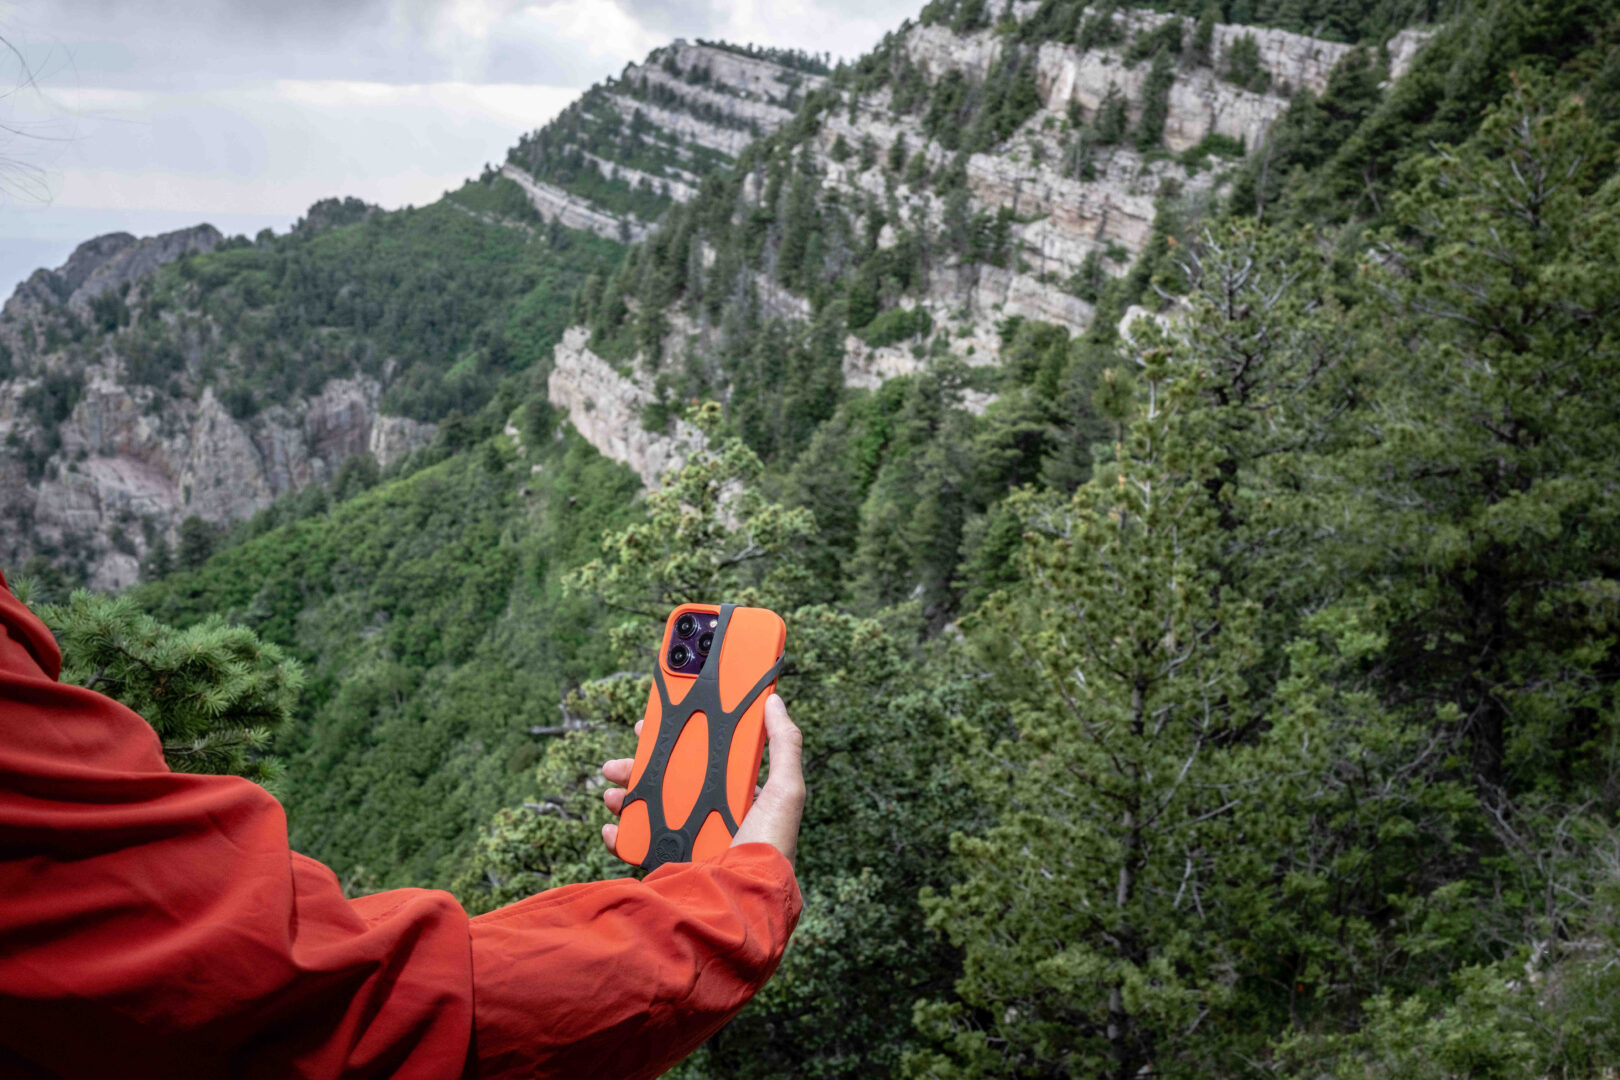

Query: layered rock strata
left=550, top=8, right=1436, bottom=485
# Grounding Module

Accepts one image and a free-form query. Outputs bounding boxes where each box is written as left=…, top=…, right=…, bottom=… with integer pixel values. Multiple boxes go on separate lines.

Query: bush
left=859, top=306, right=934, bottom=348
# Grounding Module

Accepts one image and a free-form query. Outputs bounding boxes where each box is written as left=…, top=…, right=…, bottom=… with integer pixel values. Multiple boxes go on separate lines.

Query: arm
left=0, top=573, right=475, bottom=1079
left=0, top=573, right=801, bottom=1080
left=470, top=843, right=799, bottom=1080
left=472, top=695, right=806, bottom=1080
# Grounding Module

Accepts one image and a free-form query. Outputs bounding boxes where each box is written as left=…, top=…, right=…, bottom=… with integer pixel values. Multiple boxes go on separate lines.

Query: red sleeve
left=470, top=843, right=801, bottom=1080
left=0, top=572, right=799, bottom=1080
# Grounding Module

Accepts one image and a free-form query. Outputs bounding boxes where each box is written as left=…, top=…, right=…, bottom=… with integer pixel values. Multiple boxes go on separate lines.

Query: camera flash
left=708, top=618, right=718, bottom=628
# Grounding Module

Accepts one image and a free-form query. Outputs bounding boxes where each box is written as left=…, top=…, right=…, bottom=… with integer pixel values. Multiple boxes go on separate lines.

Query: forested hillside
left=10, top=0, right=1620, bottom=1077
left=0, top=182, right=620, bottom=591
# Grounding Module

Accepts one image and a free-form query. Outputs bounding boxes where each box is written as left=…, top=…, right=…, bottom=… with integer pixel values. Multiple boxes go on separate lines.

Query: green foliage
left=134, top=424, right=641, bottom=887
left=915, top=339, right=1288, bottom=1077
left=1188, top=2, right=1218, bottom=66
left=1224, top=32, right=1271, bottom=91
left=1235, top=0, right=1616, bottom=227
left=1134, top=47, right=1178, bottom=148
left=1094, top=84, right=1130, bottom=144
left=177, top=515, right=216, bottom=570
left=59, top=192, right=623, bottom=429
left=1125, top=16, right=1184, bottom=64
left=1179, top=130, right=1246, bottom=168
left=39, top=591, right=303, bottom=786
left=859, top=305, right=934, bottom=348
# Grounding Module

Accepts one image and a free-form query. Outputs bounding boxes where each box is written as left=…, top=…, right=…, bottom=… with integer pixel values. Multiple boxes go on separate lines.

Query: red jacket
left=0, top=573, right=800, bottom=1078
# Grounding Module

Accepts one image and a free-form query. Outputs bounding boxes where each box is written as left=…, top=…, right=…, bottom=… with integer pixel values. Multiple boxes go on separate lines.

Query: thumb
left=760, top=694, right=803, bottom=797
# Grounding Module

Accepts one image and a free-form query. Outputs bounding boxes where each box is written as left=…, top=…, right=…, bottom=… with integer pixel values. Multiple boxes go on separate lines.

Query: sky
left=0, top=0, right=920, bottom=300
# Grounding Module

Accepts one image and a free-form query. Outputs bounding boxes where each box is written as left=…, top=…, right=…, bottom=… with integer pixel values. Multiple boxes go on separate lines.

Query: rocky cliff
left=547, top=6, right=1436, bottom=485
left=0, top=229, right=436, bottom=591
left=505, top=42, right=831, bottom=240
left=547, top=327, right=706, bottom=488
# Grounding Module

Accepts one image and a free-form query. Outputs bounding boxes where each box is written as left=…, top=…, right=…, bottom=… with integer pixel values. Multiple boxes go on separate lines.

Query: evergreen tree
left=1346, top=79, right=1620, bottom=818
left=1188, top=1, right=1218, bottom=67
left=1095, top=83, right=1129, bottom=144
left=177, top=514, right=216, bottom=570
left=142, top=536, right=175, bottom=581
left=914, top=348, right=1270, bottom=1079
left=1134, top=48, right=1176, bottom=150
left=39, top=591, right=303, bottom=786
left=1224, top=32, right=1270, bottom=92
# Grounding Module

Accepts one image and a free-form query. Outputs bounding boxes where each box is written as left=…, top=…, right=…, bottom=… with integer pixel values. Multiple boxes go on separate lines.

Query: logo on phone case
left=653, top=834, right=684, bottom=865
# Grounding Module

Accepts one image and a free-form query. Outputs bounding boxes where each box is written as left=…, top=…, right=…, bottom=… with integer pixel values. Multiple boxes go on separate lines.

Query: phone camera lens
left=696, top=631, right=714, bottom=656
left=669, top=643, right=691, bottom=668
left=674, top=613, right=698, bottom=638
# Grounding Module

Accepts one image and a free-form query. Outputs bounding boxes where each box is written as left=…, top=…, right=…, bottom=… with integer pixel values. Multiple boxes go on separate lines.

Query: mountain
left=503, top=40, right=833, bottom=241
left=545, top=2, right=1436, bottom=584
left=0, top=41, right=840, bottom=594
left=0, top=189, right=627, bottom=592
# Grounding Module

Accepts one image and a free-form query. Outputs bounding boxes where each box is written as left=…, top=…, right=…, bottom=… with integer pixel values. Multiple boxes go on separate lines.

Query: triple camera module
left=668, top=610, right=717, bottom=674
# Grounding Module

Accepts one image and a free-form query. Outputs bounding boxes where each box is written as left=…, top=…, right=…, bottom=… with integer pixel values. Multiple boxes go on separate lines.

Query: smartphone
left=613, top=603, right=786, bottom=871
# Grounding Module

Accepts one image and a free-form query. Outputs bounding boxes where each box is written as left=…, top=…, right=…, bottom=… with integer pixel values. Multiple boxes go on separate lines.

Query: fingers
left=634, top=718, right=644, bottom=736
left=603, top=787, right=626, bottom=814
left=601, top=822, right=618, bottom=855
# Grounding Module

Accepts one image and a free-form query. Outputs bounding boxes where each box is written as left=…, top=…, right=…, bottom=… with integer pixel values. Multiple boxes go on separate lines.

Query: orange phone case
left=614, top=603, right=786, bottom=871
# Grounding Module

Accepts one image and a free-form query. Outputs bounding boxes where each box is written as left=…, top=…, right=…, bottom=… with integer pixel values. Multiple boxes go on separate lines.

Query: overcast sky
left=0, top=0, right=919, bottom=299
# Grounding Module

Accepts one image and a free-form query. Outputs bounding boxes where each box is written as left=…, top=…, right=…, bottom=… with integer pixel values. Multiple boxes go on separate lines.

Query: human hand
left=600, top=694, right=805, bottom=867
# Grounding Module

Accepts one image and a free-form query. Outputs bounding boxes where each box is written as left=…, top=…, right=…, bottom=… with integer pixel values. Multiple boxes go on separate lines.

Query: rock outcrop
left=505, top=42, right=829, bottom=242
left=549, top=7, right=1439, bottom=486
left=0, top=229, right=437, bottom=590
left=2, top=226, right=222, bottom=352
left=500, top=164, right=649, bottom=242
left=547, top=327, right=704, bottom=489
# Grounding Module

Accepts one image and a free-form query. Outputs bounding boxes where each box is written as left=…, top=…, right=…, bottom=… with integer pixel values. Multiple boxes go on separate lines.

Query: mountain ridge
left=543, top=5, right=1433, bottom=485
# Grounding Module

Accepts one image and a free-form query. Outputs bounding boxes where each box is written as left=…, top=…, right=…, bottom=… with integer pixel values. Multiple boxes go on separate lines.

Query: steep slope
left=504, top=41, right=832, bottom=241
left=548, top=3, right=1432, bottom=481
left=132, top=414, right=641, bottom=890
left=2, top=39, right=822, bottom=593
left=0, top=189, right=621, bottom=591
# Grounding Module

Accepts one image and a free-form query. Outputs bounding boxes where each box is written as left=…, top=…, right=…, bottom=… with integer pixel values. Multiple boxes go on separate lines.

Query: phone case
left=614, top=603, right=786, bottom=871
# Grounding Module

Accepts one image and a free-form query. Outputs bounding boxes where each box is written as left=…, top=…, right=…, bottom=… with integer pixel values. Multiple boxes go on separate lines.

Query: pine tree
left=913, top=348, right=1270, bottom=1079
left=1187, top=1, right=1218, bottom=67
left=1133, top=48, right=1176, bottom=150
left=1346, top=79, right=1620, bottom=819
left=1095, top=83, right=1128, bottom=145
left=142, top=535, right=174, bottom=580
left=177, top=514, right=216, bottom=570
left=39, top=592, right=304, bottom=786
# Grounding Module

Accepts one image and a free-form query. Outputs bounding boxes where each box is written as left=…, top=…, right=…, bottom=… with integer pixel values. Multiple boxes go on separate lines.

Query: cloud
left=13, top=78, right=577, bottom=214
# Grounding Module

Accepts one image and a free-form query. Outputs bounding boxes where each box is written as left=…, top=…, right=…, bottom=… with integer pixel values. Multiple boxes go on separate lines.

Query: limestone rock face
left=506, top=42, right=826, bottom=242
left=1, top=363, right=436, bottom=591
left=500, top=164, right=648, bottom=242
left=370, top=416, right=439, bottom=469
left=547, top=328, right=704, bottom=490
left=650, top=42, right=827, bottom=106
left=0, top=230, right=437, bottom=590
left=547, top=8, right=1438, bottom=489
